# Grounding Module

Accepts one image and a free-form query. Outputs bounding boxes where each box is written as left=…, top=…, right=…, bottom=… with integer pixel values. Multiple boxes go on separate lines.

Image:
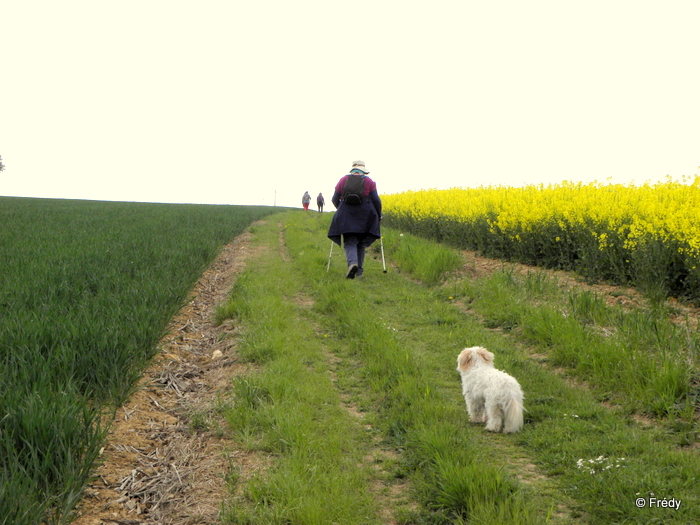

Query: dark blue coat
left=327, top=174, right=382, bottom=245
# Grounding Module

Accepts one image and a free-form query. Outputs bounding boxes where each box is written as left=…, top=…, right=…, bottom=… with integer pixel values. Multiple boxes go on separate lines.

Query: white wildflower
left=576, top=456, right=626, bottom=475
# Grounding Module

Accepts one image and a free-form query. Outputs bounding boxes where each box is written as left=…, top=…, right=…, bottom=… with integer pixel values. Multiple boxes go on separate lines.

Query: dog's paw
left=484, top=419, right=503, bottom=432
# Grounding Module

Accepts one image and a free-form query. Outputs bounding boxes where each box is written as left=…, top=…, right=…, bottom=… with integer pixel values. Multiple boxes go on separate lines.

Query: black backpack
left=342, top=175, right=365, bottom=205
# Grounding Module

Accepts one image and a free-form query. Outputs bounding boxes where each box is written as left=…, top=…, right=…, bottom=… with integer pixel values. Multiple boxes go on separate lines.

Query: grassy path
left=215, top=211, right=699, bottom=524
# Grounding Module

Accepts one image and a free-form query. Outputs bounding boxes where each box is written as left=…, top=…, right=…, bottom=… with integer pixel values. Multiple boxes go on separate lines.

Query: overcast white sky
left=1, top=1, right=698, bottom=208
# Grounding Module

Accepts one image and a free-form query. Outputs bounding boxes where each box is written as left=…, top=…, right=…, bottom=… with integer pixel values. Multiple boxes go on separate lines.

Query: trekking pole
left=326, top=240, right=334, bottom=272
left=380, top=235, right=387, bottom=273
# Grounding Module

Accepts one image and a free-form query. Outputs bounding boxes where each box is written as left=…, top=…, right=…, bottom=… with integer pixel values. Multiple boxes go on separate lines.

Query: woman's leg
left=343, top=234, right=360, bottom=278
left=356, top=236, right=376, bottom=276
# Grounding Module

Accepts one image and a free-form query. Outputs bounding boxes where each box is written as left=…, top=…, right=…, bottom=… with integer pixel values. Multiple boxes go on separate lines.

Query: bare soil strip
left=72, top=229, right=258, bottom=525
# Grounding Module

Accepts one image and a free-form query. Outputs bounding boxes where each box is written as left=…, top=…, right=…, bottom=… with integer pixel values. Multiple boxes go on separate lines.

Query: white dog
left=456, top=347, right=524, bottom=433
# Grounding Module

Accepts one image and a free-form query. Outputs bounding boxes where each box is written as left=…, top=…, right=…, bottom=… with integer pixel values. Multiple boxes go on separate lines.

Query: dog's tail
left=503, top=397, right=524, bottom=434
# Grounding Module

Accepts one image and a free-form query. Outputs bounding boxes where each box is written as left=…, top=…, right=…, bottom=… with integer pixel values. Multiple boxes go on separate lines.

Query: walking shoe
left=346, top=264, right=359, bottom=279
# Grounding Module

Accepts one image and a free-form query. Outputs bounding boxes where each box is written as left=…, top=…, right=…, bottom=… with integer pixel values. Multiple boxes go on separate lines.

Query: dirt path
left=71, top=226, right=700, bottom=524
left=72, top=228, right=259, bottom=525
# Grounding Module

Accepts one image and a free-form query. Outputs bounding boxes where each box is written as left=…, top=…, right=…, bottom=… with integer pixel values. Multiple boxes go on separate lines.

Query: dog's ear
left=476, top=347, right=495, bottom=364
left=457, top=349, right=473, bottom=372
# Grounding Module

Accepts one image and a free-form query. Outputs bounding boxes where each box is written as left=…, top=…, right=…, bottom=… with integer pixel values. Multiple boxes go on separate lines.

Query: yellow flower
left=382, top=176, right=700, bottom=277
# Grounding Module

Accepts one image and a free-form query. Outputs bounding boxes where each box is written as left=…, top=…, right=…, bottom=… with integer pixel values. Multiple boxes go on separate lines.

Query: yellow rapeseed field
left=383, top=176, right=700, bottom=298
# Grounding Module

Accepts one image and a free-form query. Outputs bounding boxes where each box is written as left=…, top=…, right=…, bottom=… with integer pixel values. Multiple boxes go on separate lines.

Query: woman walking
left=327, top=161, right=382, bottom=279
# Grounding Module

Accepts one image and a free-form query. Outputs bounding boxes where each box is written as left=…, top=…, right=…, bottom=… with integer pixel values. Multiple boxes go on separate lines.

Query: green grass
left=0, top=197, right=280, bottom=525
left=5, top=198, right=699, bottom=524
left=382, top=229, right=463, bottom=285
left=216, top=219, right=380, bottom=524
left=454, top=267, right=699, bottom=419
left=215, top=211, right=699, bottom=524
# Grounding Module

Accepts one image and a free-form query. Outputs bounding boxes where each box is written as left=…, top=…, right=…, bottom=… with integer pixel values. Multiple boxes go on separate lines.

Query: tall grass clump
left=383, top=176, right=700, bottom=300
left=381, top=229, right=463, bottom=285
left=0, top=197, right=278, bottom=524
